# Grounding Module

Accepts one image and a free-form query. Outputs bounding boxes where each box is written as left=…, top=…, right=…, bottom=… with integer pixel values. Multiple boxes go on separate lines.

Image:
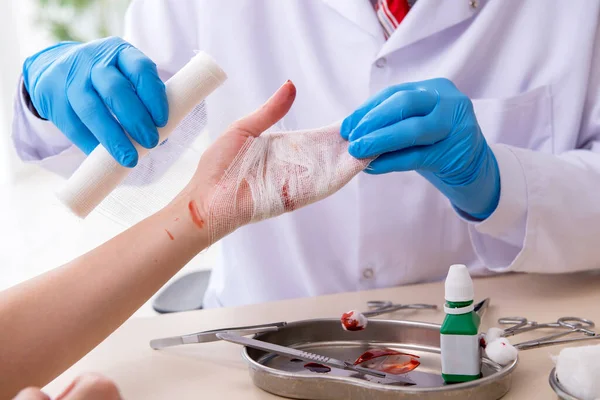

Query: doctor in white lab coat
left=12, top=0, right=600, bottom=308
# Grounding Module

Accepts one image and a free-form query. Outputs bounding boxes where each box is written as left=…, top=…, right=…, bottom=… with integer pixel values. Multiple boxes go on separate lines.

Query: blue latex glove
left=341, top=78, right=500, bottom=220
left=23, top=37, right=168, bottom=167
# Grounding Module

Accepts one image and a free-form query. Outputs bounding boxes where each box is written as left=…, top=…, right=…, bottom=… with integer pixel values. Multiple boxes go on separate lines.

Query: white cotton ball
left=485, top=338, right=518, bottom=366
left=483, top=327, right=505, bottom=346
left=341, top=310, right=368, bottom=331
left=555, top=344, right=600, bottom=400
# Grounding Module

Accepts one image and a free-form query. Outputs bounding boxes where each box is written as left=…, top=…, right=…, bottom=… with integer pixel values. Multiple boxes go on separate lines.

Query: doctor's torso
left=125, top=0, right=599, bottom=307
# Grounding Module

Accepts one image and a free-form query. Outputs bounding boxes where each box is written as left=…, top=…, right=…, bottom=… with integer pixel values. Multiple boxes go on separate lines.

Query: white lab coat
left=12, top=0, right=600, bottom=308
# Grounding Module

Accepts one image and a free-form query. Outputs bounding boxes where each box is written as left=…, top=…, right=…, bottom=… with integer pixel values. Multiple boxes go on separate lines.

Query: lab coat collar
left=378, top=0, right=484, bottom=58
left=321, top=0, right=383, bottom=39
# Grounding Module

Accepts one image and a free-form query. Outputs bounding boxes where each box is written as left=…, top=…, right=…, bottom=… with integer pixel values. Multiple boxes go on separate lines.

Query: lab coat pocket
left=471, top=85, right=553, bottom=153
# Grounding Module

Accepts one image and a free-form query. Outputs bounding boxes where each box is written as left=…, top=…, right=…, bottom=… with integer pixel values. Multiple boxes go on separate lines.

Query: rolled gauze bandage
left=57, top=52, right=227, bottom=218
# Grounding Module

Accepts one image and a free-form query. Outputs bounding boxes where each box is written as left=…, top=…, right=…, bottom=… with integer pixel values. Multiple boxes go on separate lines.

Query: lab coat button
left=362, top=268, right=374, bottom=279
left=375, top=58, right=387, bottom=68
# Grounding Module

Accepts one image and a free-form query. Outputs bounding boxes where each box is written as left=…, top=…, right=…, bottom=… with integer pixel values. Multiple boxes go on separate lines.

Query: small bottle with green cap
left=440, top=264, right=481, bottom=383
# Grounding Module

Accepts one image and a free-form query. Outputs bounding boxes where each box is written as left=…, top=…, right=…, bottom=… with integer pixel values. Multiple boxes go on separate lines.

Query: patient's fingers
left=229, top=80, right=296, bottom=138
left=56, top=374, right=121, bottom=400
left=12, top=388, right=50, bottom=400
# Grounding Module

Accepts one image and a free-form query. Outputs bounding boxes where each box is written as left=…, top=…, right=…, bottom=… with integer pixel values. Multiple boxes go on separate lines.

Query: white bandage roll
left=57, top=52, right=227, bottom=218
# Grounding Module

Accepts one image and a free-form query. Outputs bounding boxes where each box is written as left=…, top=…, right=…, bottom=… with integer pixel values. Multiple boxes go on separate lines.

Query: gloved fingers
left=348, top=116, right=444, bottom=159
left=116, top=46, right=168, bottom=127
left=228, top=80, right=296, bottom=138
left=91, top=65, right=160, bottom=149
left=363, top=145, right=434, bottom=174
left=22, top=42, right=79, bottom=95
left=347, top=89, right=437, bottom=141
left=340, top=82, right=416, bottom=140
left=67, top=82, right=138, bottom=167
left=51, top=99, right=100, bottom=155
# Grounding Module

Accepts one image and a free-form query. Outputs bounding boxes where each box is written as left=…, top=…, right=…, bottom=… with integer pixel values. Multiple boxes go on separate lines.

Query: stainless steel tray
left=549, top=367, right=581, bottom=400
left=242, top=319, right=518, bottom=399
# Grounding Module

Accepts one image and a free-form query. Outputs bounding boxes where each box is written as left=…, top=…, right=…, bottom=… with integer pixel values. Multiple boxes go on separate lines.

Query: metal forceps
left=363, top=301, right=437, bottom=318
left=150, top=302, right=438, bottom=350
left=149, top=321, right=287, bottom=350
left=498, top=316, right=600, bottom=350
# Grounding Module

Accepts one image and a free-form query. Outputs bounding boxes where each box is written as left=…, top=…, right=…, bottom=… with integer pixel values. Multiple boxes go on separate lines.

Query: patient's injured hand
left=182, top=81, right=370, bottom=244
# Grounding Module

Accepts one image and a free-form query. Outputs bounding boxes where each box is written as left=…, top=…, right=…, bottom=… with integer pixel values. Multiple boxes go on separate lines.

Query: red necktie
left=375, top=0, right=411, bottom=39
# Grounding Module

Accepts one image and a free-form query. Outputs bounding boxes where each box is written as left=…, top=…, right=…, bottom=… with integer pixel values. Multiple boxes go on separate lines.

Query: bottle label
left=440, top=334, right=480, bottom=376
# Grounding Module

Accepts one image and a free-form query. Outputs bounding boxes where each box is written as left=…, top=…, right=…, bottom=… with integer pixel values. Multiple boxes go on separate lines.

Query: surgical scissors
left=364, top=301, right=437, bottom=317
left=497, top=316, right=600, bottom=350
left=364, top=298, right=490, bottom=318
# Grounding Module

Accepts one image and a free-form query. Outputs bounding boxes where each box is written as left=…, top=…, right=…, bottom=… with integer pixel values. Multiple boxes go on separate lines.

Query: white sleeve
left=466, top=145, right=528, bottom=271
left=11, top=77, right=85, bottom=177
left=466, top=23, right=600, bottom=274
left=469, top=142, right=600, bottom=274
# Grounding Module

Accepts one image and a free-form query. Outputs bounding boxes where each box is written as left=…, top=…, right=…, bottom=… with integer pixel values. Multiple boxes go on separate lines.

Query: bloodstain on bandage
left=281, top=182, right=294, bottom=212
left=165, top=229, right=174, bottom=240
left=188, top=200, right=205, bottom=228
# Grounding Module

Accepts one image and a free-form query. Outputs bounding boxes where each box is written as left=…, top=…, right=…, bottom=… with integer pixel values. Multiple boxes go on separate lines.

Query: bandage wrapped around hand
left=207, top=123, right=370, bottom=243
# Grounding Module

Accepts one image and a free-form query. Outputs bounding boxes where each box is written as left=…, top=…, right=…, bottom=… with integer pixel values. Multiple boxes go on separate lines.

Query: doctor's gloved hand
left=22, top=36, right=168, bottom=167
left=341, top=78, right=500, bottom=220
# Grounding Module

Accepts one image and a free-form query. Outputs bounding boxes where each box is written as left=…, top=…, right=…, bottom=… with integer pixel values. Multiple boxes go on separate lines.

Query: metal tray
left=549, top=368, right=581, bottom=400
left=242, top=319, right=518, bottom=399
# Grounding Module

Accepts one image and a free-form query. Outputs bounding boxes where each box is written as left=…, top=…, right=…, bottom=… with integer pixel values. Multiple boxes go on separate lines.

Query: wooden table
left=45, top=272, right=600, bottom=399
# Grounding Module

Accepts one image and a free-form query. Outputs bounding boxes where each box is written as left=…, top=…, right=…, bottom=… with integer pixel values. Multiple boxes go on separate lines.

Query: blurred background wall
left=0, top=0, right=216, bottom=317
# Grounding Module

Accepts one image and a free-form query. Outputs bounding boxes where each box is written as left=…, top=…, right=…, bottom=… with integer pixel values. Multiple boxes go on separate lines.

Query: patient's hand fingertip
left=284, top=80, right=297, bottom=99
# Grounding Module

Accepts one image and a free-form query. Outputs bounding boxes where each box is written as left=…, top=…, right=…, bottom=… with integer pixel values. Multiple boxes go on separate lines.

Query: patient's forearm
left=0, top=80, right=296, bottom=398
left=0, top=193, right=208, bottom=398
